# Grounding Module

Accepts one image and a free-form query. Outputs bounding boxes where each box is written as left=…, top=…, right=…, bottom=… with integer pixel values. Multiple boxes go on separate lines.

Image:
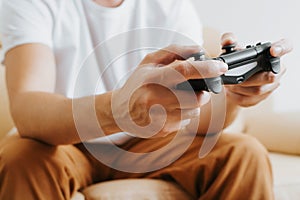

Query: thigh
left=111, top=132, right=270, bottom=198
left=0, top=133, right=111, bottom=196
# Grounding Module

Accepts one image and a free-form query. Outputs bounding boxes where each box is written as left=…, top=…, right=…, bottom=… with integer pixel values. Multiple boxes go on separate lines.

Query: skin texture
left=92, top=0, right=124, bottom=7
left=4, top=32, right=292, bottom=145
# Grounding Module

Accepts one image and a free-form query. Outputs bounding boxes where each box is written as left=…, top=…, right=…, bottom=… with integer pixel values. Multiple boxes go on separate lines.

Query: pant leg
left=195, top=133, right=274, bottom=200
left=0, top=134, right=110, bottom=200
left=112, top=133, right=274, bottom=200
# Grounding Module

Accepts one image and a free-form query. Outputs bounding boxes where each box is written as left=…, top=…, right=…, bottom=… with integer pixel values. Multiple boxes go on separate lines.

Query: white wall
left=192, top=0, right=300, bottom=112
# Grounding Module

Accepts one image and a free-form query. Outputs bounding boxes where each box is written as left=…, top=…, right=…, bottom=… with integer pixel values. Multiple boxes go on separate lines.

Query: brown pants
left=0, top=132, right=274, bottom=200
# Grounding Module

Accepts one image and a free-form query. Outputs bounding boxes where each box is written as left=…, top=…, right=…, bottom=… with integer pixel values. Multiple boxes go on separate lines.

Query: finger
left=226, top=89, right=273, bottom=107
left=171, top=90, right=211, bottom=109
left=227, top=82, right=280, bottom=97
left=141, top=84, right=210, bottom=109
left=239, top=67, right=286, bottom=87
left=150, top=87, right=210, bottom=109
left=161, top=59, right=228, bottom=86
left=270, top=39, right=293, bottom=57
left=221, top=32, right=238, bottom=46
left=140, top=45, right=202, bottom=66
left=163, top=45, right=203, bottom=60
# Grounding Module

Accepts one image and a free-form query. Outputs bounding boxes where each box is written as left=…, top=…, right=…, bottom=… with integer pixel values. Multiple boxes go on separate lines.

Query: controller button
left=246, top=45, right=252, bottom=49
left=191, top=52, right=206, bottom=61
left=222, top=43, right=237, bottom=54
left=236, top=77, right=245, bottom=83
left=256, top=42, right=262, bottom=46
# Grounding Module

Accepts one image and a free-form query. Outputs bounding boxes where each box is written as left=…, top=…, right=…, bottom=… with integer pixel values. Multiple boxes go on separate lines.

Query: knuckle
left=175, top=60, right=189, bottom=76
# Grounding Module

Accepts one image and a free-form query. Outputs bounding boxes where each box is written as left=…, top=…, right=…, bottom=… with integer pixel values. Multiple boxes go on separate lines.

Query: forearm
left=223, top=95, right=241, bottom=129
left=10, top=91, right=120, bottom=145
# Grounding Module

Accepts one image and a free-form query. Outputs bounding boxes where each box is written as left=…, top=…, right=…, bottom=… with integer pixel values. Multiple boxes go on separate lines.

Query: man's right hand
left=111, top=45, right=228, bottom=138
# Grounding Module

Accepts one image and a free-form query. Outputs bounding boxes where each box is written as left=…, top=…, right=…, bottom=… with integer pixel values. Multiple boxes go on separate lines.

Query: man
left=0, top=0, right=292, bottom=199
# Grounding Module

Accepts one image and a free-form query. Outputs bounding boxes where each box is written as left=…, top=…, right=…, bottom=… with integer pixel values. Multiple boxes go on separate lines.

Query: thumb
left=139, top=45, right=202, bottom=66
left=162, top=59, right=228, bottom=86
left=221, top=32, right=238, bottom=46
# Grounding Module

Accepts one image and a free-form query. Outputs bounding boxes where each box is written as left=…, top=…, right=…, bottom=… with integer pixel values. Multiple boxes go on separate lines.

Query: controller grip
left=176, top=77, right=223, bottom=94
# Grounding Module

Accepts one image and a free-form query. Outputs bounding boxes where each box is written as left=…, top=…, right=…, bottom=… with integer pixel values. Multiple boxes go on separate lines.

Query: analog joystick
left=222, top=43, right=237, bottom=54
left=190, top=51, right=206, bottom=61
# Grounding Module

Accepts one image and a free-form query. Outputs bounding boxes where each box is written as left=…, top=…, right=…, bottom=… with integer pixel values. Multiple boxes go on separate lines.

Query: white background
left=192, top=0, right=300, bottom=112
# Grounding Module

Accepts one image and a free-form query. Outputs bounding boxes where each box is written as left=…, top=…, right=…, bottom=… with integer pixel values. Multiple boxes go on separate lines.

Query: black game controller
left=176, top=42, right=280, bottom=93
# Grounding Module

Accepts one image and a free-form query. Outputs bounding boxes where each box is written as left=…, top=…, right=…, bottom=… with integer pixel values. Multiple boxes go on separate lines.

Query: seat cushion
left=72, top=192, right=85, bottom=200
left=72, top=153, right=300, bottom=200
left=270, top=153, right=300, bottom=200
left=81, top=179, right=193, bottom=200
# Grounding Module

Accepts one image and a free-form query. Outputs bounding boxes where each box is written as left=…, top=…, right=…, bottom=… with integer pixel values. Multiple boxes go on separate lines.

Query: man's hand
left=222, top=33, right=293, bottom=107
left=111, top=45, right=228, bottom=138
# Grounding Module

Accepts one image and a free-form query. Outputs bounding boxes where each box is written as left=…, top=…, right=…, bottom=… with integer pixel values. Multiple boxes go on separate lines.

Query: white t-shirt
left=0, top=0, right=203, bottom=143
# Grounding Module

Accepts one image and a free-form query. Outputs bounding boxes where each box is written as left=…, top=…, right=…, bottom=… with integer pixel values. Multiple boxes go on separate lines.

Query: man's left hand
left=222, top=33, right=293, bottom=107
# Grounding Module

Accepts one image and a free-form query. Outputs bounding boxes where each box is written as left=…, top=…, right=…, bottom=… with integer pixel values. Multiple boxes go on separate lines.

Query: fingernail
left=273, top=46, right=282, bottom=55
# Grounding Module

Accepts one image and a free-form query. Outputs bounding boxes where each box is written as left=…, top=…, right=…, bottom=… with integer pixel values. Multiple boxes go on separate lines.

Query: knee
left=219, top=133, right=270, bottom=165
left=0, top=135, right=58, bottom=175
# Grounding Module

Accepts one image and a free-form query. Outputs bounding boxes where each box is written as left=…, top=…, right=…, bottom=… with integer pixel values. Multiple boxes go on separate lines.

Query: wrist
left=95, top=91, right=122, bottom=135
left=224, top=89, right=241, bottom=128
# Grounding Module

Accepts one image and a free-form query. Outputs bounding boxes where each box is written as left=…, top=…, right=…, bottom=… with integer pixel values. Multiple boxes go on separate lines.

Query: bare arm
left=5, top=44, right=120, bottom=145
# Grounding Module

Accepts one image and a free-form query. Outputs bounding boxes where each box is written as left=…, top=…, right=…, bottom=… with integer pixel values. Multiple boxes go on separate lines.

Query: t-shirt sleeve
left=0, top=0, right=54, bottom=56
